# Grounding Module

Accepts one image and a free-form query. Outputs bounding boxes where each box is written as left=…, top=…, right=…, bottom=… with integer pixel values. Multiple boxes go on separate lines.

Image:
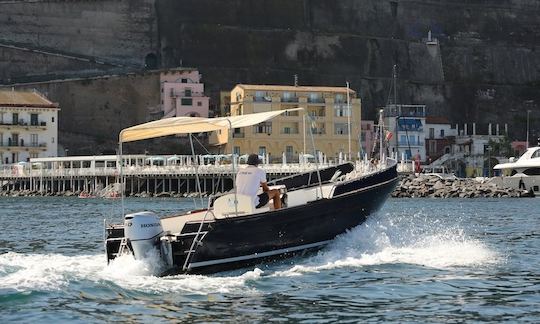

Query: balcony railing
left=0, top=142, right=47, bottom=148
left=281, top=97, right=299, bottom=103
left=0, top=121, right=47, bottom=128
left=232, top=133, right=245, bottom=138
left=397, top=141, right=424, bottom=147
left=307, top=98, right=325, bottom=104
left=281, top=130, right=299, bottom=134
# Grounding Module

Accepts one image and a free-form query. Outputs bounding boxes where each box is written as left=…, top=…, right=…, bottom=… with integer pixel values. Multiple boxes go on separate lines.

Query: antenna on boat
left=306, top=112, right=324, bottom=199
left=379, top=108, right=385, bottom=165
left=346, top=81, right=351, bottom=161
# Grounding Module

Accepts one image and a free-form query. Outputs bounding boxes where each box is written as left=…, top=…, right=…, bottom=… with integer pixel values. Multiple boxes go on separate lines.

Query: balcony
left=307, top=97, right=325, bottom=104
left=397, top=140, right=424, bottom=147
left=0, top=121, right=47, bottom=130
left=0, top=141, right=47, bottom=150
left=232, top=132, right=245, bottom=138
left=280, top=97, right=299, bottom=103
left=254, top=96, right=272, bottom=103
left=281, top=129, right=299, bottom=135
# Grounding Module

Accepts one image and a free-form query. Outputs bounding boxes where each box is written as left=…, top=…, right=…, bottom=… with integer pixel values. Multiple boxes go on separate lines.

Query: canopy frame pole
left=226, top=119, right=239, bottom=216
left=306, top=113, right=324, bottom=199
left=189, top=134, right=204, bottom=208
left=118, top=131, right=125, bottom=218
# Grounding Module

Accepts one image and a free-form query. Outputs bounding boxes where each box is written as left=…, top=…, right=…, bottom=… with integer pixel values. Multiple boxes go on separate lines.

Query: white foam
left=0, top=251, right=263, bottom=295
left=273, top=211, right=500, bottom=277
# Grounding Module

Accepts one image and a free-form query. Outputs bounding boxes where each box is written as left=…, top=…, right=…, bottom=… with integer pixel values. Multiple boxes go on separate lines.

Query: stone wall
left=0, top=0, right=539, bottom=151
left=0, top=0, right=158, bottom=68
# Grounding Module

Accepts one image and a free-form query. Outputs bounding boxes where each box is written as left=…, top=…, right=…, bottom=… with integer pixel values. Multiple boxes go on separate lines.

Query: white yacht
left=493, top=146, right=540, bottom=196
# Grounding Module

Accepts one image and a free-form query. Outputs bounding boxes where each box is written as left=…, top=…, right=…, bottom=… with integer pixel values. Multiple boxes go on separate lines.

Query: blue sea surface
left=0, top=197, right=539, bottom=322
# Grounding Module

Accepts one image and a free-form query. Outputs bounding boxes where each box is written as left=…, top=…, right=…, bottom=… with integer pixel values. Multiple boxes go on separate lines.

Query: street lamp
left=486, top=146, right=492, bottom=177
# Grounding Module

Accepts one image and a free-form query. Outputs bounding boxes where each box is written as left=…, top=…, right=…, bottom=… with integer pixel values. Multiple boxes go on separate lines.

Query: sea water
left=0, top=197, right=539, bottom=322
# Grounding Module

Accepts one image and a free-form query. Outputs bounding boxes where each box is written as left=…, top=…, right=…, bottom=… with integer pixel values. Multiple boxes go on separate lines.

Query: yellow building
left=210, top=84, right=361, bottom=163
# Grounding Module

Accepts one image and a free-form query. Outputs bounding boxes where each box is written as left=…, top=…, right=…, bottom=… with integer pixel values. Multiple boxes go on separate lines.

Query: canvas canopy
left=119, top=108, right=303, bottom=143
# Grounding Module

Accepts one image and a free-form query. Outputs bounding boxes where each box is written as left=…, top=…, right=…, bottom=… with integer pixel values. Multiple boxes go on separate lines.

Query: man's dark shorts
left=256, top=192, right=269, bottom=208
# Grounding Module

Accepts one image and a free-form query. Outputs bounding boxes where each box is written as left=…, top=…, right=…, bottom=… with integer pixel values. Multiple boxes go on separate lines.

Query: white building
left=0, top=89, right=59, bottom=164
left=383, top=104, right=427, bottom=161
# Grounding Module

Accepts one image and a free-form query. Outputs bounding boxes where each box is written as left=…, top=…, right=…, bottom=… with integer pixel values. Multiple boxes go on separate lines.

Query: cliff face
left=1, top=0, right=539, bottom=150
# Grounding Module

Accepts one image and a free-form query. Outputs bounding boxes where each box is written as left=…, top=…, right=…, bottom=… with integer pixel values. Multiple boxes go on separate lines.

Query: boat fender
left=124, top=211, right=163, bottom=259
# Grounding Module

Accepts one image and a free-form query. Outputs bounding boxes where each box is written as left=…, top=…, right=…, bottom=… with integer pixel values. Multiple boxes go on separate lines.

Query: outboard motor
left=124, top=211, right=163, bottom=259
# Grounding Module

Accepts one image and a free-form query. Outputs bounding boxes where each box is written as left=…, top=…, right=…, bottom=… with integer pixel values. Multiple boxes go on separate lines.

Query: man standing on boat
left=236, top=153, right=282, bottom=209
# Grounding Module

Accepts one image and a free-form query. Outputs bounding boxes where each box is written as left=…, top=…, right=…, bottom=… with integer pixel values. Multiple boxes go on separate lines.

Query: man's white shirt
left=236, top=165, right=267, bottom=205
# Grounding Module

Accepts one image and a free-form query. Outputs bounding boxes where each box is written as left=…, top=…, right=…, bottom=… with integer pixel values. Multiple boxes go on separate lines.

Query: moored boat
left=493, top=146, right=540, bottom=196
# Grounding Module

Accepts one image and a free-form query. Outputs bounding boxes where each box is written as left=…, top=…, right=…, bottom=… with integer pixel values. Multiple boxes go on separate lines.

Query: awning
left=119, top=108, right=303, bottom=143
left=398, top=118, right=422, bottom=130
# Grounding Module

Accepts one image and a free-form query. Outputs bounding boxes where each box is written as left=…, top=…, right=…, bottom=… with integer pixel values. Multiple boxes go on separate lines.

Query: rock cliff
left=0, top=0, right=539, bottom=152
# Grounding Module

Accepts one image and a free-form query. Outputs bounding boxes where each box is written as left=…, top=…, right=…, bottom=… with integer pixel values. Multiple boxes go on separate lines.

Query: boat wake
left=272, top=209, right=501, bottom=277
left=0, top=251, right=262, bottom=295
left=0, top=208, right=500, bottom=295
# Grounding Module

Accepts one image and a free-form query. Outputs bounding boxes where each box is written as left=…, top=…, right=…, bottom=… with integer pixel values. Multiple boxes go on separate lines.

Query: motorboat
left=418, top=165, right=457, bottom=180
left=493, top=146, right=540, bottom=196
left=104, top=108, right=398, bottom=275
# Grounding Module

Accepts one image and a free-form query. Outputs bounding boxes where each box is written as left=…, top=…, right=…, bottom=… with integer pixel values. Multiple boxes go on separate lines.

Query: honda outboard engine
left=124, top=211, right=163, bottom=259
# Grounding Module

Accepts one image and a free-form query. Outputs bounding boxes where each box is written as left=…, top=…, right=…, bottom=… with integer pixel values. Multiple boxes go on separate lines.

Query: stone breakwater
left=392, top=175, right=532, bottom=198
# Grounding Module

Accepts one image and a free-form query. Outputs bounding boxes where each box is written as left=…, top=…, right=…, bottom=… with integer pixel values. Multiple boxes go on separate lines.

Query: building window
left=52, top=117, right=55, bottom=123
left=52, top=137, right=54, bottom=143
left=31, top=114, right=38, bottom=126
left=197, top=101, right=202, bottom=106
left=181, top=78, right=188, bottom=83
left=12, top=113, right=18, bottom=125
left=254, top=122, right=272, bottom=134
left=181, top=98, right=193, bottom=106
left=308, top=92, right=323, bottom=103
left=440, top=129, right=445, bottom=137
left=286, top=146, right=293, bottom=159
left=283, top=127, right=291, bottom=134
left=30, top=152, right=39, bottom=159
left=258, top=146, right=266, bottom=157
left=429, top=128, right=435, bottom=139
left=334, top=104, right=350, bottom=117
left=0, top=133, right=3, bottom=146
left=281, top=92, right=297, bottom=102
left=334, top=123, right=349, bottom=135
left=429, top=140, right=436, bottom=153
left=185, top=88, right=192, bottom=97
left=30, top=134, right=38, bottom=146
left=335, top=94, right=345, bottom=103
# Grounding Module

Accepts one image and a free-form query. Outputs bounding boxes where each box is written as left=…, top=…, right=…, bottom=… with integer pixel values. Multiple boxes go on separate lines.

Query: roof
left=0, top=90, right=59, bottom=108
left=234, top=84, right=356, bottom=94
left=426, top=116, right=450, bottom=124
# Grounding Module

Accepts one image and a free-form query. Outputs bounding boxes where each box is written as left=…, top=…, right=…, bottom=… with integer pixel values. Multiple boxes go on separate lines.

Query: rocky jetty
left=392, top=174, right=532, bottom=198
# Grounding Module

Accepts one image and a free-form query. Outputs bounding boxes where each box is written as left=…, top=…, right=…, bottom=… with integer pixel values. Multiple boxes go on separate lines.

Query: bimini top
left=119, top=108, right=303, bottom=143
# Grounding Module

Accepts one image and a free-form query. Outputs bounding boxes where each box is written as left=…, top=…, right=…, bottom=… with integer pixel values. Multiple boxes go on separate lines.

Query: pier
left=0, top=154, right=415, bottom=197
left=0, top=154, right=327, bottom=196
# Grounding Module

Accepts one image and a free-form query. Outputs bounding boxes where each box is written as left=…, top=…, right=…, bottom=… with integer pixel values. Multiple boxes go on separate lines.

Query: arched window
left=144, top=53, right=158, bottom=69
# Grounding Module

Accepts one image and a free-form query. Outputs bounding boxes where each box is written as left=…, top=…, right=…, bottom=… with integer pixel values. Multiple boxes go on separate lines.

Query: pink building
left=160, top=69, right=210, bottom=118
